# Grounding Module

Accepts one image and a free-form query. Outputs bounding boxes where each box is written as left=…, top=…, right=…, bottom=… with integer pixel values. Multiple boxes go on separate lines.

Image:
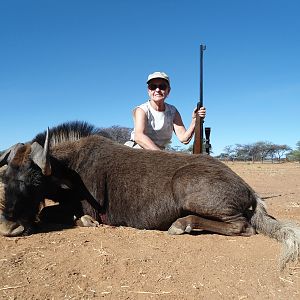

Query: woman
left=125, top=71, right=206, bottom=150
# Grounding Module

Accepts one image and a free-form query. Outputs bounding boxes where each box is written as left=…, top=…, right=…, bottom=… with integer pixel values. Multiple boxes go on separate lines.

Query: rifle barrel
left=199, top=44, right=206, bottom=108
left=193, top=44, right=206, bottom=154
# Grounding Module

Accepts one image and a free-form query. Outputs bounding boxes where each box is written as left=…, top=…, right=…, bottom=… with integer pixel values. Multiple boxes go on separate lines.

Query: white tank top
left=130, top=101, right=177, bottom=149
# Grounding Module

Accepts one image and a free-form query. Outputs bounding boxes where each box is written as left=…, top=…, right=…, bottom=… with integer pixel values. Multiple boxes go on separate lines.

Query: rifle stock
left=193, top=44, right=206, bottom=154
left=193, top=104, right=203, bottom=154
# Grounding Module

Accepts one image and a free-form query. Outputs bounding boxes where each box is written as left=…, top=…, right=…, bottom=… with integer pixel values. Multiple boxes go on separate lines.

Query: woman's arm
left=173, top=107, right=206, bottom=144
left=133, top=108, right=161, bottom=150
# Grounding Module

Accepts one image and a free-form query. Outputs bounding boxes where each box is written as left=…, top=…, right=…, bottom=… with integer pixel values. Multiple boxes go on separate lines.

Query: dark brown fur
left=47, top=135, right=255, bottom=230
left=1, top=123, right=300, bottom=269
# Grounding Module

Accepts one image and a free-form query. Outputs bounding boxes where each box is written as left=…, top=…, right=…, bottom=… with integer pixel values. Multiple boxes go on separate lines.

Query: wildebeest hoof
left=75, top=215, right=99, bottom=227
left=168, top=224, right=185, bottom=235
left=185, top=224, right=192, bottom=233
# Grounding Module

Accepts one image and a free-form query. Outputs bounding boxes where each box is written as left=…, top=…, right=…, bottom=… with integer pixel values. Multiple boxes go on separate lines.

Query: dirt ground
left=0, top=162, right=300, bottom=299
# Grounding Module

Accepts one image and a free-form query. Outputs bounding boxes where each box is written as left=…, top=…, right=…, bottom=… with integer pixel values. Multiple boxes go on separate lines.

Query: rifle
left=193, top=44, right=206, bottom=154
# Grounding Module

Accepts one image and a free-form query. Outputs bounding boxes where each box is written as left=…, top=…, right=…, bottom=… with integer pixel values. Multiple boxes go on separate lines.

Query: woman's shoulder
left=134, top=101, right=150, bottom=114
left=138, top=101, right=150, bottom=109
left=165, top=103, right=178, bottom=115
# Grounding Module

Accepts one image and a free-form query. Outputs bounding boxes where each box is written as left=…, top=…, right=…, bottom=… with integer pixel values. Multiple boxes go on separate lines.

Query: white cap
left=147, top=71, right=170, bottom=85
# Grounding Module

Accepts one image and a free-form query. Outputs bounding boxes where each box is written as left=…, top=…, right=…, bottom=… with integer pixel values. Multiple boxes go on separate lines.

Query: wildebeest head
left=0, top=130, right=52, bottom=236
left=0, top=121, right=113, bottom=236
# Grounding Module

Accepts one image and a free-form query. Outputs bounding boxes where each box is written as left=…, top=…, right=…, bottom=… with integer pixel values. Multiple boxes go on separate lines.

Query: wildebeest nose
left=0, top=213, right=25, bottom=236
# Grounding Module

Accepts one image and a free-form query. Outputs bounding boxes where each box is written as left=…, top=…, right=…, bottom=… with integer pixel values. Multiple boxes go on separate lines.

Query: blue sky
left=0, top=0, right=299, bottom=155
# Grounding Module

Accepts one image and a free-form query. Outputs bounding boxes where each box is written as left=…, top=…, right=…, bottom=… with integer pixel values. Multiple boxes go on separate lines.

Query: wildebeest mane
left=32, top=121, right=111, bottom=147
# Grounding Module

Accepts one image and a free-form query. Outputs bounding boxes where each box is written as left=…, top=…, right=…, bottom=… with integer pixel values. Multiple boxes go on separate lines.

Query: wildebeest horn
left=0, top=143, right=24, bottom=167
left=30, top=128, right=51, bottom=176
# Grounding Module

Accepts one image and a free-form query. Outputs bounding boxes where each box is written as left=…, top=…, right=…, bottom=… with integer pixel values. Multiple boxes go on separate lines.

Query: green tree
left=101, top=125, right=132, bottom=144
left=272, top=144, right=292, bottom=162
left=288, top=141, right=300, bottom=162
left=223, top=145, right=235, bottom=161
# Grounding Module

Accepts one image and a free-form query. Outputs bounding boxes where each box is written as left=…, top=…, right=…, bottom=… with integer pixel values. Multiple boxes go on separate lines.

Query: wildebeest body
left=45, top=135, right=255, bottom=231
left=0, top=121, right=300, bottom=269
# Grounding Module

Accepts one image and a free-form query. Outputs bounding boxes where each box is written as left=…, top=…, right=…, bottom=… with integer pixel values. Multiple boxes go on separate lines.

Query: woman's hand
left=192, top=107, right=206, bottom=119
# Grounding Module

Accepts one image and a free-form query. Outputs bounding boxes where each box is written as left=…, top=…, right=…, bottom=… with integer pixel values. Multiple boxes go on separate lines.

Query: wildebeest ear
left=0, top=143, right=24, bottom=167
left=30, top=128, right=51, bottom=176
left=30, top=142, right=52, bottom=176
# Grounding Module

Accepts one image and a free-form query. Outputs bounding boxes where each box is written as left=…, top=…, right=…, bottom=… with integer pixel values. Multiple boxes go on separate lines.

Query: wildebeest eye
left=5, top=179, right=27, bottom=198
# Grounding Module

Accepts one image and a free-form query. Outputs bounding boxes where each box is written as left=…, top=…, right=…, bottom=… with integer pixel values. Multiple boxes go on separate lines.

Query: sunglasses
left=148, top=83, right=168, bottom=91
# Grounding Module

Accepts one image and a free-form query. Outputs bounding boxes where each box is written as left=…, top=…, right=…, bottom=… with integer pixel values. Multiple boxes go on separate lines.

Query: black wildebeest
left=0, top=121, right=299, bottom=270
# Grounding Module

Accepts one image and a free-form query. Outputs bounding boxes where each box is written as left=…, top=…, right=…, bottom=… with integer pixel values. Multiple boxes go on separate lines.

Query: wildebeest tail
left=250, top=195, right=300, bottom=270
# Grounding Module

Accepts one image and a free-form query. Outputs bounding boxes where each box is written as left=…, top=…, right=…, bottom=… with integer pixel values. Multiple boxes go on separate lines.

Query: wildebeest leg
left=39, top=204, right=99, bottom=227
left=168, top=215, right=256, bottom=236
left=39, top=204, right=75, bottom=225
